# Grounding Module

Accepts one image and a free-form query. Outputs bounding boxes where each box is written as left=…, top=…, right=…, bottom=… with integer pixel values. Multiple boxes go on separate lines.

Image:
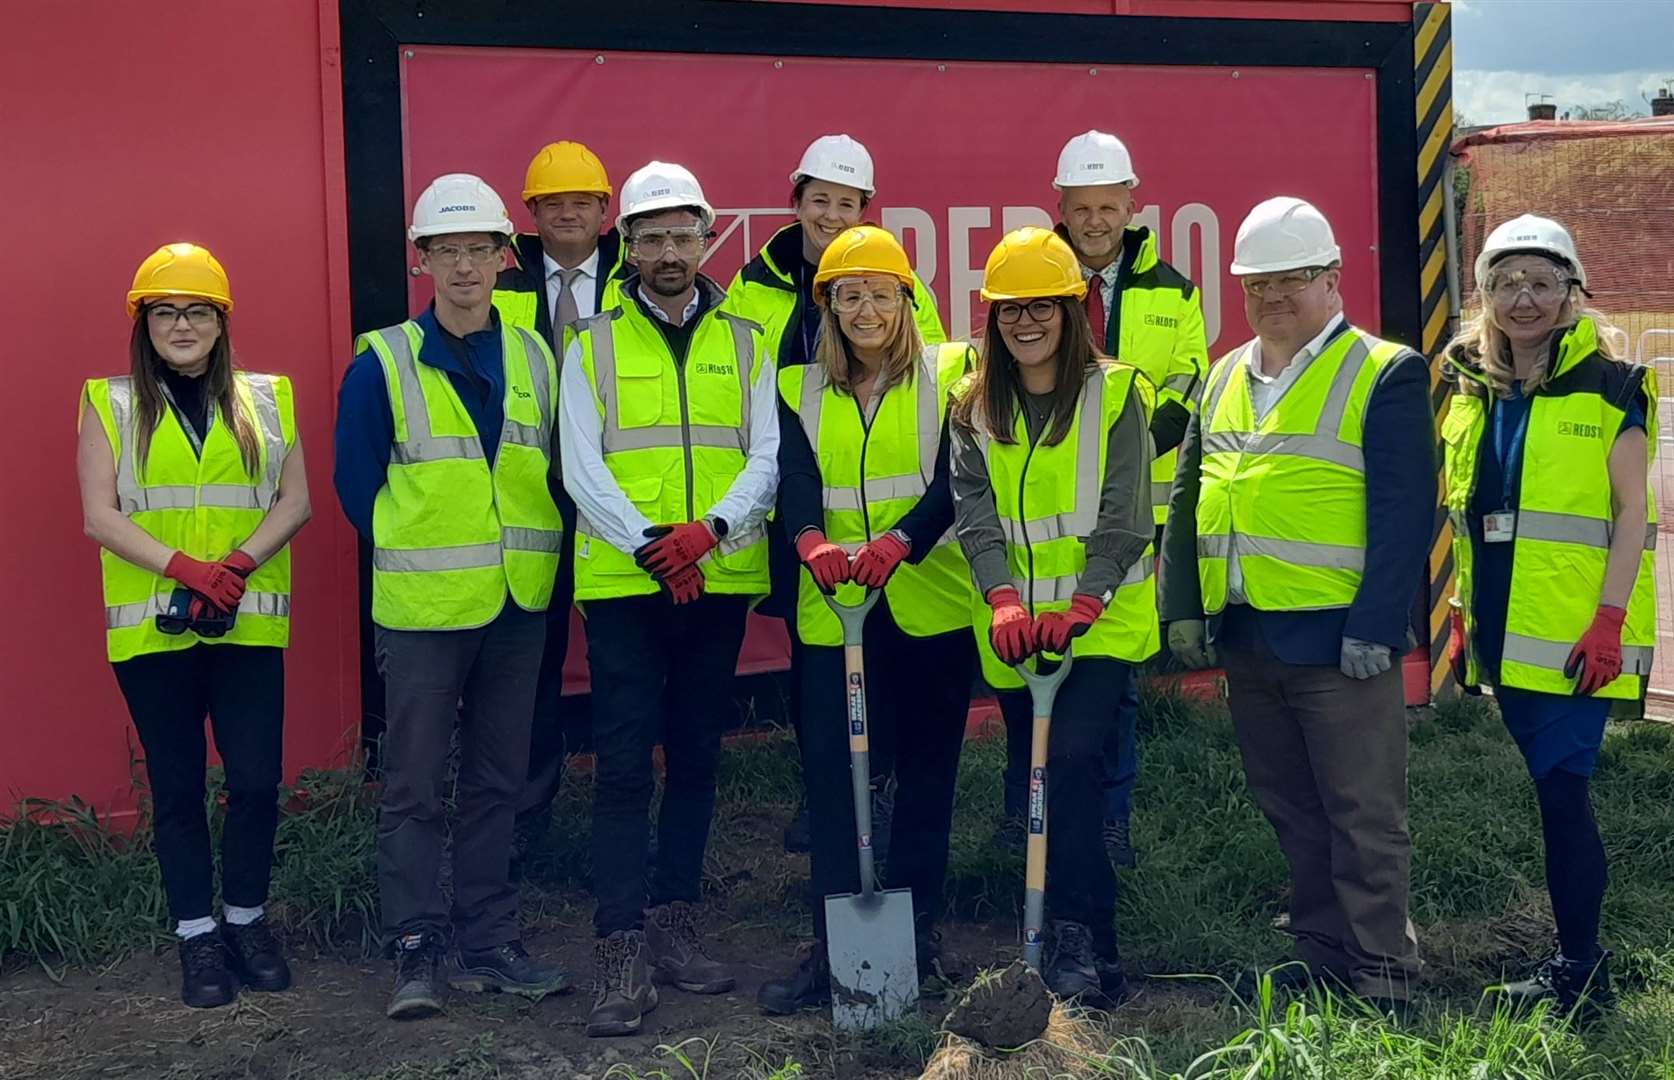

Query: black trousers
left=584, top=592, right=750, bottom=936
left=801, top=597, right=973, bottom=939
left=111, top=644, right=285, bottom=923
left=995, top=657, right=1129, bottom=948
left=374, top=604, right=544, bottom=951
left=517, top=497, right=578, bottom=826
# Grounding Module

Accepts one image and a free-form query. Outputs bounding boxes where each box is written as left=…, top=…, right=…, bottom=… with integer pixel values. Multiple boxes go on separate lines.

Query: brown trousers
left=1222, top=634, right=1421, bottom=999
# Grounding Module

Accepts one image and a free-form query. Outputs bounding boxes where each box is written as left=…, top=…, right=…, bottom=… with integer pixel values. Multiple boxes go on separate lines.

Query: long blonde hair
left=809, top=290, right=924, bottom=395
left=1443, top=287, right=1624, bottom=397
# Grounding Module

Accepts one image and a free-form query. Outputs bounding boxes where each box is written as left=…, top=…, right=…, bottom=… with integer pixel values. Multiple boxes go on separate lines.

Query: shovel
left=822, top=587, right=920, bottom=1030
left=1014, top=645, right=1075, bottom=972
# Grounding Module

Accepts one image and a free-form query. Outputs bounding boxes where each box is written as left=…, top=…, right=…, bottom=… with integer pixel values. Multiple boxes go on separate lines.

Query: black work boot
left=450, top=940, right=570, bottom=998
left=221, top=917, right=291, bottom=992
left=1044, top=921, right=1102, bottom=1000
left=758, top=940, right=831, bottom=1015
left=387, top=932, right=445, bottom=1019
left=1103, top=816, right=1138, bottom=869
left=179, top=932, right=238, bottom=1009
left=1500, top=951, right=1615, bottom=1022
left=588, top=930, right=658, bottom=1037
left=644, top=901, right=734, bottom=993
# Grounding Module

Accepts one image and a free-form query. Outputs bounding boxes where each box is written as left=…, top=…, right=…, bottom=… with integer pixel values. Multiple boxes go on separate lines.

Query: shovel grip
left=829, top=589, right=881, bottom=898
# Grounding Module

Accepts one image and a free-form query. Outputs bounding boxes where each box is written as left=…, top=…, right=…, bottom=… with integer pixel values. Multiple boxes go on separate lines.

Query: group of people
left=77, top=126, right=1653, bottom=1036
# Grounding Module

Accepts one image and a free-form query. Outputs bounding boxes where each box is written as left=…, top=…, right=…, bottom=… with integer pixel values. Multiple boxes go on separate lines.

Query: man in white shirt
left=558, top=162, right=779, bottom=1038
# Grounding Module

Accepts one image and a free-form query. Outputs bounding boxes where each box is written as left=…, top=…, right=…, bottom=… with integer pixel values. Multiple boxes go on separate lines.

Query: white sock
left=177, top=916, right=218, bottom=940
left=224, top=904, right=265, bottom=927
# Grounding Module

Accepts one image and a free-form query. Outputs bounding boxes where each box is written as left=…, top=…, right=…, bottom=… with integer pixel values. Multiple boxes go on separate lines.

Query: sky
left=1452, top=0, right=1674, bottom=125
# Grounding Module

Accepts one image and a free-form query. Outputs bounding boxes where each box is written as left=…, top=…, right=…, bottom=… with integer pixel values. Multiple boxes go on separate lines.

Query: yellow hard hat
left=813, top=225, right=914, bottom=304
left=979, top=227, right=1087, bottom=302
left=126, top=243, right=233, bottom=318
left=523, top=141, right=612, bottom=201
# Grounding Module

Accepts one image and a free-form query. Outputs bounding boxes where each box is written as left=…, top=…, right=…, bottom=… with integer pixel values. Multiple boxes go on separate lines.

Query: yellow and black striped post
left=1414, top=1, right=1457, bottom=700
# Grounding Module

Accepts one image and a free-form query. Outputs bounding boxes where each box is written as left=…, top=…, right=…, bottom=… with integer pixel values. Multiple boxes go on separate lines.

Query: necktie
left=1085, top=274, right=1108, bottom=354
left=553, top=267, right=584, bottom=350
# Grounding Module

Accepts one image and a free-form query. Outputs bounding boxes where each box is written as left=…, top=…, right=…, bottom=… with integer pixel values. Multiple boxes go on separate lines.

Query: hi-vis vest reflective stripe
left=1443, top=318, right=1658, bottom=699
left=1195, top=326, right=1405, bottom=615
left=778, top=342, right=974, bottom=646
left=571, top=300, right=770, bottom=600
left=360, top=320, right=563, bottom=630
left=83, top=372, right=295, bottom=662
left=967, top=361, right=1160, bottom=689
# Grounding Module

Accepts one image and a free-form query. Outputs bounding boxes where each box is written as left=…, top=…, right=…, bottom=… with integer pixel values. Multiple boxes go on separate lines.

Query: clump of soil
left=939, top=960, right=1051, bottom=1050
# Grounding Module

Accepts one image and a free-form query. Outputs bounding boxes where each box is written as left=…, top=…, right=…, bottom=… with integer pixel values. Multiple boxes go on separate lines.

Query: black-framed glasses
left=146, top=303, right=220, bottom=328
left=426, top=242, right=504, bottom=267
left=1240, top=267, right=1329, bottom=299
left=629, top=228, right=707, bottom=258
left=994, top=298, right=1062, bottom=325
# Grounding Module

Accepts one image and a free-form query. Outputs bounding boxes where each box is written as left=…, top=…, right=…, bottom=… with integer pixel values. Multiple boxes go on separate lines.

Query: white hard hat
left=790, top=134, right=876, bottom=197
left=1473, top=213, right=1586, bottom=289
left=616, top=161, right=716, bottom=235
left=1229, top=196, right=1341, bottom=275
left=408, top=173, right=514, bottom=242
left=1052, top=130, right=1139, bottom=190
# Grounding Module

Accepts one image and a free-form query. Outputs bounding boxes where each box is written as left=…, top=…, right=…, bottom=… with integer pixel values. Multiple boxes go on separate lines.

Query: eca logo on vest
left=1556, top=420, right=1603, bottom=439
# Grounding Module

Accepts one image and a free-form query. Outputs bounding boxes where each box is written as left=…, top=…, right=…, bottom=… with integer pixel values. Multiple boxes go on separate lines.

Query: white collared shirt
left=543, top=247, right=601, bottom=326
left=1080, top=247, right=1128, bottom=316
left=634, top=284, right=703, bottom=326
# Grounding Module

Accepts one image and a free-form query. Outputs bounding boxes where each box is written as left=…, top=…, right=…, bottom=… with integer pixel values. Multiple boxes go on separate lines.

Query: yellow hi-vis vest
left=82, top=372, right=296, bottom=662
left=570, top=299, right=771, bottom=600
left=777, top=342, right=974, bottom=646
left=1195, top=326, right=1406, bottom=615
left=1442, top=318, right=1658, bottom=699
left=358, top=320, right=563, bottom=630
left=964, top=361, right=1160, bottom=689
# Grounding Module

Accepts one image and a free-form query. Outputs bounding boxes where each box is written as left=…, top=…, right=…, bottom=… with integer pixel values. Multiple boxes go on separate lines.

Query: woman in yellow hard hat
left=76, top=243, right=311, bottom=1009
left=757, top=226, right=974, bottom=1015
left=949, top=227, right=1157, bottom=1002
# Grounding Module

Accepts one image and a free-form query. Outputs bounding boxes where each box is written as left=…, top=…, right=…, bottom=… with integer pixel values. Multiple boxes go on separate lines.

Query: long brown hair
left=809, top=286, right=923, bottom=395
left=128, top=308, right=261, bottom=476
left=953, top=297, right=1102, bottom=446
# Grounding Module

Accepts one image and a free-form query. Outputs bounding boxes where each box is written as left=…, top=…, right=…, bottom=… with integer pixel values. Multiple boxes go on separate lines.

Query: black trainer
left=758, top=941, right=831, bottom=1015
left=1044, top=921, right=1101, bottom=1000
left=1095, top=952, right=1131, bottom=1003
left=451, top=940, right=570, bottom=998
left=221, top=917, right=292, bottom=992
left=179, top=933, right=237, bottom=1009
left=387, top=932, right=445, bottom=1019
left=1102, top=817, right=1137, bottom=869
left=1499, top=951, right=1615, bottom=1022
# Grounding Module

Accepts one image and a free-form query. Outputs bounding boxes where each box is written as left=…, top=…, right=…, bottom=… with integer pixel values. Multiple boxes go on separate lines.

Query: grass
left=4, top=687, right=1674, bottom=1078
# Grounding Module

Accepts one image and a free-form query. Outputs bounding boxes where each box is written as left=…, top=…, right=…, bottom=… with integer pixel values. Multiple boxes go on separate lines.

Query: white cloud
left=1455, top=69, right=1670, bottom=126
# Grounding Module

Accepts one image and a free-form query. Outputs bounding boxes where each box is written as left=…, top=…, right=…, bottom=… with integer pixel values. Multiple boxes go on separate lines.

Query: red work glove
left=986, top=585, right=1036, bottom=665
left=1564, top=605, right=1627, bottom=695
left=850, top=532, right=911, bottom=590
left=661, top=562, right=706, bottom=605
left=635, top=521, right=718, bottom=579
left=165, top=551, right=246, bottom=614
left=795, top=528, right=851, bottom=594
left=222, top=549, right=258, bottom=579
left=1448, top=604, right=1467, bottom=685
left=1035, top=594, right=1104, bottom=654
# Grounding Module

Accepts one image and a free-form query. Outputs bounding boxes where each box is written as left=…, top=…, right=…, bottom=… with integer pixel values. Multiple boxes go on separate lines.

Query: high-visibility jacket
left=82, top=372, right=296, bottom=662
left=1064, top=225, right=1208, bottom=526
left=778, top=342, right=974, bottom=646
left=1442, top=317, right=1658, bottom=699
left=357, top=320, right=563, bottom=630
left=962, top=361, right=1160, bottom=689
left=1195, top=325, right=1407, bottom=616
left=569, top=291, right=771, bottom=600
left=491, top=230, right=627, bottom=352
left=726, top=223, right=945, bottom=366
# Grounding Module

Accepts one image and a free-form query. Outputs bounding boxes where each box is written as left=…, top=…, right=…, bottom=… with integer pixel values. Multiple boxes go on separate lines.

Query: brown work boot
left=644, top=901, right=736, bottom=994
left=587, top=930, right=658, bottom=1037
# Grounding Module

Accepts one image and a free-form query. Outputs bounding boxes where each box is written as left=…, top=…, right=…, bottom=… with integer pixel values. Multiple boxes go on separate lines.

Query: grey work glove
left=1340, top=637, right=1393, bottom=680
left=1168, top=619, right=1217, bottom=670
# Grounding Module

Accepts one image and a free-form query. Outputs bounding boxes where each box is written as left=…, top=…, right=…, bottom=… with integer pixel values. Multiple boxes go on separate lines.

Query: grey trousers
left=1221, top=633, right=1421, bottom=1000
left=374, top=604, right=544, bottom=951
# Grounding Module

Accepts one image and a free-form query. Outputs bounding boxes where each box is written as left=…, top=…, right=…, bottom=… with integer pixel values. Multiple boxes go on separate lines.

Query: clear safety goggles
left=629, top=227, right=707, bottom=258
left=828, top=279, right=906, bottom=315
left=1486, top=267, right=1577, bottom=304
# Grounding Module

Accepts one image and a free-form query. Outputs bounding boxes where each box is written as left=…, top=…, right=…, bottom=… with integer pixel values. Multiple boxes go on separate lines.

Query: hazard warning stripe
left=1413, top=1, right=1457, bottom=699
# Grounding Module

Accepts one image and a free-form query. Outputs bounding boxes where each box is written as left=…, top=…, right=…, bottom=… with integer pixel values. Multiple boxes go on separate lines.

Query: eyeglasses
left=829, top=284, right=905, bottom=315
left=1240, top=267, right=1328, bottom=299
left=146, top=303, right=220, bottom=328
left=426, top=242, right=504, bottom=267
left=629, top=228, right=706, bottom=258
left=1486, top=267, right=1574, bottom=303
left=994, top=299, right=1062, bottom=325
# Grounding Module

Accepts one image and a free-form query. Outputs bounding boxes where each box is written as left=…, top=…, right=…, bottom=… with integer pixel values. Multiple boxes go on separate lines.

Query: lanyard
left=157, top=376, right=212, bottom=457
left=1492, top=388, right=1531, bottom=511
left=795, top=260, right=819, bottom=364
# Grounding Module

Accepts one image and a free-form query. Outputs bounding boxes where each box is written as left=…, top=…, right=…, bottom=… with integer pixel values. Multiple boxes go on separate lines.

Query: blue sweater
left=332, top=306, right=507, bottom=540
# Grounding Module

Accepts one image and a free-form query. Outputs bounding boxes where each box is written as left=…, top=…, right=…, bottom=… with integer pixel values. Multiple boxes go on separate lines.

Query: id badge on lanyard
left=1484, top=396, right=1530, bottom=544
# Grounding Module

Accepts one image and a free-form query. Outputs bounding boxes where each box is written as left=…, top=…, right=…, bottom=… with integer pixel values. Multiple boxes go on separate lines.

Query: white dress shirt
left=559, top=289, right=781, bottom=556
left=1227, top=312, right=1346, bottom=603
left=1080, top=247, right=1128, bottom=316
left=543, top=247, right=601, bottom=326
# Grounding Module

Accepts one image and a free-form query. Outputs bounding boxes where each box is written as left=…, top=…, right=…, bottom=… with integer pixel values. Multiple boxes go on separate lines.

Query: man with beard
left=558, top=162, right=779, bottom=1037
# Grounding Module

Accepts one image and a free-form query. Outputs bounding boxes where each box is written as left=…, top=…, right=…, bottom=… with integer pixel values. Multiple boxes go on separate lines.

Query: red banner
left=402, top=46, right=1382, bottom=350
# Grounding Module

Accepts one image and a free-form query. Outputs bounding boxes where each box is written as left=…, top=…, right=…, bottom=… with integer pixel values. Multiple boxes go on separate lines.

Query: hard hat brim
left=615, top=200, right=716, bottom=236
left=126, top=289, right=233, bottom=319
left=789, top=170, right=876, bottom=199
left=1229, top=248, right=1342, bottom=276
left=978, top=281, right=1090, bottom=302
left=1051, top=175, right=1140, bottom=191
left=522, top=185, right=613, bottom=202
